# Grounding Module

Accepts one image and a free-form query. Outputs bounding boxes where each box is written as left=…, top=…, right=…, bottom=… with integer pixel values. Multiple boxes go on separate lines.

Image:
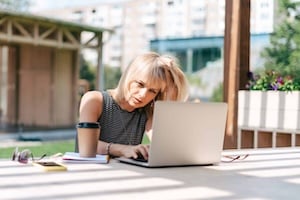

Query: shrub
left=246, top=70, right=300, bottom=91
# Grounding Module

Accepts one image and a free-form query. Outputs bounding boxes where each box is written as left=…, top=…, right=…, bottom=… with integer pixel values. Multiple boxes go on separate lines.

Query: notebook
left=115, top=101, right=228, bottom=168
left=62, top=152, right=109, bottom=164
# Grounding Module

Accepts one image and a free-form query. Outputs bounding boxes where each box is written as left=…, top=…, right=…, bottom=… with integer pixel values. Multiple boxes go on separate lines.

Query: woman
left=78, top=52, right=189, bottom=159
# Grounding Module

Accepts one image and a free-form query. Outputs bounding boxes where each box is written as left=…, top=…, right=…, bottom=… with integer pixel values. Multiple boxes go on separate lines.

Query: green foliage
left=80, top=59, right=96, bottom=90
left=210, top=83, right=223, bottom=102
left=261, top=0, right=300, bottom=85
left=186, top=74, right=203, bottom=87
left=247, top=70, right=300, bottom=91
left=0, top=137, right=150, bottom=159
left=80, top=56, right=121, bottom=91
left=0, top=0, right=30, bottom=11
left=104, top=66, right=121, bottom=90
left=0, top=140, right=75, bottom=159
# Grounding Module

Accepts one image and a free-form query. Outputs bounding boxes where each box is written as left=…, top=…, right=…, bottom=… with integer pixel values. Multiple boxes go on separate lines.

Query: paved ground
left=0, top=129, right=76, bottom=148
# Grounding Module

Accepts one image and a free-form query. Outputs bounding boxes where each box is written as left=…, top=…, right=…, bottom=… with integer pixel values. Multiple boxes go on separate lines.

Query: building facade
left=33, top=0, right=274, bottom=71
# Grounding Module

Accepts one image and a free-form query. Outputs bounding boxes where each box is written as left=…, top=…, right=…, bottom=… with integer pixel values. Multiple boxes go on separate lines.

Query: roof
left=0, top=9, right=113, bottom=49
left=0, top=9, right=113, bottom=33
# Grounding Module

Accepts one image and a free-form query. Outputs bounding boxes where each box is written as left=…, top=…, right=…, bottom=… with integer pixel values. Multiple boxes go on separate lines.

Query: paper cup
left=77, top=122, right=100, bottom=158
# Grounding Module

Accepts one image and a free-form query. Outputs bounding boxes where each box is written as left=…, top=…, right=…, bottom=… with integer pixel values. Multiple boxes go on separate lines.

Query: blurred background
left=2, top=0, right=300, bottom=151
left=13, top=0, right=274, bottom=100
left=0, top=0, right=277, bottom=132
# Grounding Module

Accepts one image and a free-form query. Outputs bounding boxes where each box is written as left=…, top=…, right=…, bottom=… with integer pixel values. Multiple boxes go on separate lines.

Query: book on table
left=62, top=152, right=109, bottom=164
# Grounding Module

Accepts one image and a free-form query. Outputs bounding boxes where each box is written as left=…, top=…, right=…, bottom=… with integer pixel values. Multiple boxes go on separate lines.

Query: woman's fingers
left=133, top=144, right=149, bottom=159
left=122, top=144, right=150, bottom=159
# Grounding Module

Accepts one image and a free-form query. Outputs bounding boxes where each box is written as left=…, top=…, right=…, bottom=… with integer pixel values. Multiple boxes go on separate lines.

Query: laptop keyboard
left=132, top=154, right=148, bottom=163
left=132, top=157, right=148, bottom=162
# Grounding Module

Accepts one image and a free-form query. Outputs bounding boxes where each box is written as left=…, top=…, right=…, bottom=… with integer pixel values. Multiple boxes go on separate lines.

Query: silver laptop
left=115, top=101, right=228, bottom=168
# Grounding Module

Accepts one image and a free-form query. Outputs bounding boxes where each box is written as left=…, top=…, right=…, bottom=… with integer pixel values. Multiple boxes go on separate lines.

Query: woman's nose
left=139, top=88, right=148, bottom=98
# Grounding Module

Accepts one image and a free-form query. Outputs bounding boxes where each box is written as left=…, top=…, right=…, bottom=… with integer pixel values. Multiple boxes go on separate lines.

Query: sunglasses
left=222, top=154, right=249, bottom=163
left=11, top=147, right=46, bottom=164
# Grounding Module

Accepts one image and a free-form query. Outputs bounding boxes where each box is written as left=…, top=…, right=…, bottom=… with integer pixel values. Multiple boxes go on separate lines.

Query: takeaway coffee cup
left=77, top=122, right=100, bottom=158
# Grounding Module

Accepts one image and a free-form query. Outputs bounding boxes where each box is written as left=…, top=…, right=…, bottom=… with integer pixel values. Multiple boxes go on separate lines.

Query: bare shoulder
left=81, top=91, right=103, bottom=102
left=79, top=91, right=104, bottom=121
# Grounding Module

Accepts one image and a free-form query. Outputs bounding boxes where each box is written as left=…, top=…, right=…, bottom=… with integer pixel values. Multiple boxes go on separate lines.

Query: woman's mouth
left=133, top=97, right=142, bottom=104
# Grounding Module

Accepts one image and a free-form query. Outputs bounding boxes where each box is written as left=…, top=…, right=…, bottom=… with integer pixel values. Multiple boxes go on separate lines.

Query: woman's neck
left=118, top=100, right=135, bottom=112
left=109, top=89, right=135, bottom=112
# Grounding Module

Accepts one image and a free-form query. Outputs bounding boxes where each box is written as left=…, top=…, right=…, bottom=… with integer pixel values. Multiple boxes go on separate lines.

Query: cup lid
left=77, top=122, right=100, bottom=128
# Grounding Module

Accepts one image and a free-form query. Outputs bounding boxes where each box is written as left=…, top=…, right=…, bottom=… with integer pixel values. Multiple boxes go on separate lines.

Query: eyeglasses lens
left=11, top=147, right=32, bottom=164
left=18, top=150, right=32, bottom=163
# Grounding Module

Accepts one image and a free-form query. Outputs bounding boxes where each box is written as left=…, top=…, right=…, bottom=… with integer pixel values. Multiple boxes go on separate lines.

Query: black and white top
left=98, top=91, right=147, bottom=145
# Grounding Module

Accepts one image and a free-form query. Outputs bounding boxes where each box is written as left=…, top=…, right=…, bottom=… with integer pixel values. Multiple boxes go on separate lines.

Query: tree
left=261, top=0, right=300, bottom=83
left=80, top=55, right=122, bottom=91
left=80, top=58, right=96, bottom=90
left=210, top=83, right=223, bottom=102
left=0, top=0, right=30, bottom=11
left=104, top=66, right=121, bottom=90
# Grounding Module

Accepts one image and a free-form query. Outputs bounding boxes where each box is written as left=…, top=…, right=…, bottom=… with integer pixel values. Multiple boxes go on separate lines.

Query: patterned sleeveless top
left=98, top=91, right=147, bottom=145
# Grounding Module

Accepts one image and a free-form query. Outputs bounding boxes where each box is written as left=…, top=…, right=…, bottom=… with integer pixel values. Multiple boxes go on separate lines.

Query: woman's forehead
left=137, top=73, right=166, bottom=90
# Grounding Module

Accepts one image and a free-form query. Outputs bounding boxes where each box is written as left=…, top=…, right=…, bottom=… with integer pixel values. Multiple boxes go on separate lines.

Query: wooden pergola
left=0, top=10, right=112, bottom=130
left=223, top=0, right=250, bottom=149
left=0, top=10, right=113, bottom=90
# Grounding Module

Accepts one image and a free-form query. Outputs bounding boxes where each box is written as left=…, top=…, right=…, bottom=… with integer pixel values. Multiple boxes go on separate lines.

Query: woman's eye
left=149, top=89, right=158, bottom=94
left=135, top=81, right=144, bottom=87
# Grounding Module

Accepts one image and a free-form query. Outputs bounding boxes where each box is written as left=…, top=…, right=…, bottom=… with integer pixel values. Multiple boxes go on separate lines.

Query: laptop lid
left=116, top=101, right=228, bottom=167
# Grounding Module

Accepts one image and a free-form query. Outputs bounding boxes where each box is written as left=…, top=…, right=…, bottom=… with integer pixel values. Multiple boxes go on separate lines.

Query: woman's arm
left=79, top=91, right=149, bottom=159
left=79, top=91, right=103, bottom=122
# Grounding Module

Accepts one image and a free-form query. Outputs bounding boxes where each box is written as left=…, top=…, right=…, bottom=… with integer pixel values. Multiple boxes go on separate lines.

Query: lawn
left=0, top=140, right=75, bottom=159
left=0, top=135, right=150, bottom=159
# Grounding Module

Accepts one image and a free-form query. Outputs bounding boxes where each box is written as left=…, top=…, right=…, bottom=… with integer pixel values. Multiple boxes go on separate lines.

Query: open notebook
left=62, top=152, right=109, bottom=164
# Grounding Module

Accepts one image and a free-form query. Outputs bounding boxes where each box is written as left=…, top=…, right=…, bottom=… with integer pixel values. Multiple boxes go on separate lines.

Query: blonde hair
left=115, top=52, right=189, bottom=117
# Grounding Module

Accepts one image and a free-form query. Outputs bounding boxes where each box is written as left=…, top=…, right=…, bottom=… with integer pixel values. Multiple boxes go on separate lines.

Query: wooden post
left=223, top=0, right=250, bottom=149
left=96, top=33, right=104, bottom=90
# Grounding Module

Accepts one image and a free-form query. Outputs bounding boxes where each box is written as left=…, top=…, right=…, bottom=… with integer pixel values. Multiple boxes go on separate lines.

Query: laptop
left=115, top=101, right=228, bottom=168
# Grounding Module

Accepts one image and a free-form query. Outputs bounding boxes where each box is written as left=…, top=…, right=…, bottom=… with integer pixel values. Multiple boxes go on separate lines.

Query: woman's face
left=127, top=78, right=162, bottom=108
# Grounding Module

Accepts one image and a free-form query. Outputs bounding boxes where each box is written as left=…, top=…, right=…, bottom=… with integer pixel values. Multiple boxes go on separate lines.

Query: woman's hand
left=122, top=144, right=150, bottom=160
left=99, top=142, right=150, bottom=160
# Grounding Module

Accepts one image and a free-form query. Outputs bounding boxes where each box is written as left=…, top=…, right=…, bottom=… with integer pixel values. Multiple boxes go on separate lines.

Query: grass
left=0, top=140, right=75, bottom=159
left=0, top=135, right=150, bottom=159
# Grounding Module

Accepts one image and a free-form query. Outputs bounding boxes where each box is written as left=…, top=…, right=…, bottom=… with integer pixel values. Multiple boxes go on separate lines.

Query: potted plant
left=238, top=70, right=300, bottom=130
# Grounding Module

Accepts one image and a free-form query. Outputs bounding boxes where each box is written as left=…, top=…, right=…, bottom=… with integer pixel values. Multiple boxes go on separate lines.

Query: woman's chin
left=129, top=101, right=145, bottom=109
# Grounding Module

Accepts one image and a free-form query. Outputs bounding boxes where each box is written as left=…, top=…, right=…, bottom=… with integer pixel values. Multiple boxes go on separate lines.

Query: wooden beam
left=84, top=34, right=97, bottom=46
left=96, top=33, right=104, bottom=90
left=0, top=34, right=79, bottom=50
left=40, top=26, right=56, bottom=39
left=12, top=21, right=31, bottom=37
left=63, top=29, right=80, bottom=45
left=223, top=0, right=250, bottom=149
left=0, top=17, right=102, bottom=49
left=239, top=1, right=251, bottom=89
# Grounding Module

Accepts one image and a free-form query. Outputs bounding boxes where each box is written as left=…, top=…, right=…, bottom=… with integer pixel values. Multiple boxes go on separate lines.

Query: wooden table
left=2, top=148, right=300, bottom=200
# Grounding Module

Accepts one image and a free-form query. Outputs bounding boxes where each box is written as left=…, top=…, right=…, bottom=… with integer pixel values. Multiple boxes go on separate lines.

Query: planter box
left=238, top=90, right=300, bottom=130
